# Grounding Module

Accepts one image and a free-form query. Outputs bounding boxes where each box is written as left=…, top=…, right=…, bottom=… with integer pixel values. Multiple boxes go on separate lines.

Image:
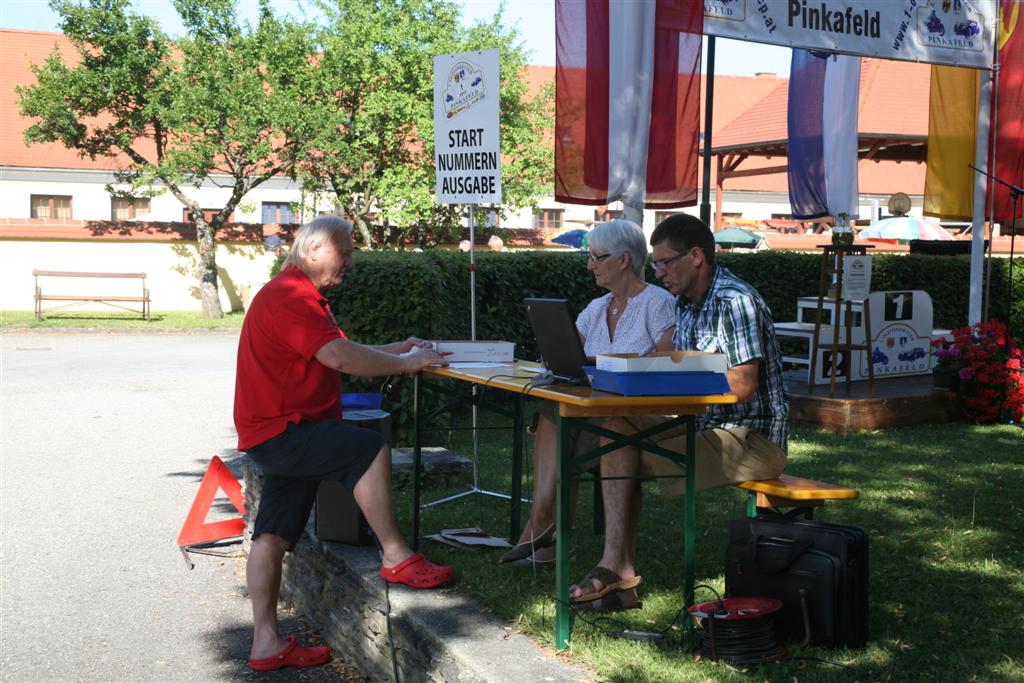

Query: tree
left=300, top=0, right=552, bottom=249
left=18, top=0, right=313, bottom=317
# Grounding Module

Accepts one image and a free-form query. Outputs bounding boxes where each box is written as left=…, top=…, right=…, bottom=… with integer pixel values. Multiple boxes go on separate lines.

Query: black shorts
left=246, top=419, right=385, bottom=550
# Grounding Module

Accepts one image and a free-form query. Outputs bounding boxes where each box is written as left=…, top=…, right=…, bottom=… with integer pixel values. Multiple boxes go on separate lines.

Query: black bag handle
left=747, top=535, right=813, bottom=574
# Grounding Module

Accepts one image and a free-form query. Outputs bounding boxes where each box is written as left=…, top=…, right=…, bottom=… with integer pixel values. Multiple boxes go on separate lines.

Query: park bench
left=33, top=270, right=151, bottom=320
left=735, top=474, right=859, bottom=518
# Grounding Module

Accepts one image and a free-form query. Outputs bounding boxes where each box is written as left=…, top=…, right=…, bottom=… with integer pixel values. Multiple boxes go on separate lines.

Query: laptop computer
left=523, top=297, right=591, bottom=384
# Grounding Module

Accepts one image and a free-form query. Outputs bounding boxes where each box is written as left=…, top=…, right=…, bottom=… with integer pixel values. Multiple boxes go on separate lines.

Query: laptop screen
left=523, top=298, right=590, bottom=383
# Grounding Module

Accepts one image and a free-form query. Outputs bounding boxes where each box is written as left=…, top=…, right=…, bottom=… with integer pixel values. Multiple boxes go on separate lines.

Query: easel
left=808, top=244, right=875, bottom=396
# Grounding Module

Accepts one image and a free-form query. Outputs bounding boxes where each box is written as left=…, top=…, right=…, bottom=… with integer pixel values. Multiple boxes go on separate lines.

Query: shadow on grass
left=399, top=419, right=1023, bottom=682
left=35, top=313, right=154, bottom=322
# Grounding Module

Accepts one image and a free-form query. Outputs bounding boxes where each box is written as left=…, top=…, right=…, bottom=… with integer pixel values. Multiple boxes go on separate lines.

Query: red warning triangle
left=177, top=455, right=247, bottom=548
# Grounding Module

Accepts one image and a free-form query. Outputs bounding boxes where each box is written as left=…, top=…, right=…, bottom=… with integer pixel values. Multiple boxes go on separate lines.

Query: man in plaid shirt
left=569, top=214, right=789, bottom=609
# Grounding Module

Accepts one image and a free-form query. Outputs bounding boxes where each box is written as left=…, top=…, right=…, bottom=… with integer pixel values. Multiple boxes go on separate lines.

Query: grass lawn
left=395, top=406, right=1023, bottom=682
left=0, top=310, right=245, bottom=330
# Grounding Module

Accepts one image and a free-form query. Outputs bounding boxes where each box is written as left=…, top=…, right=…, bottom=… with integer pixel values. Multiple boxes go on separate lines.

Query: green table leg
left=555, top=414, right=572, bottom=649
left=683, top=416, right=696, bottom=628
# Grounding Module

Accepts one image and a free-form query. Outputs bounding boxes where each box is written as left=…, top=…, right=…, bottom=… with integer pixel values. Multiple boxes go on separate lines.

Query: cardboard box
left=596, top=351, right=727, bottom=374
left=433, top=340, right=515, bottom=363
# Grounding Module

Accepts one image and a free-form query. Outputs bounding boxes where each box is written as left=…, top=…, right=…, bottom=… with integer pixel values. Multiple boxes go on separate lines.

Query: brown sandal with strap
left=569, top=566, right=642, bottom=604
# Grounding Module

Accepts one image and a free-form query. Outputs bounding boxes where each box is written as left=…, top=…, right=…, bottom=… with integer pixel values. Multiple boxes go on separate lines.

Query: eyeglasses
left=651, top=250, right=690, bottom=271
left=587, top=251, right=613, bottom=263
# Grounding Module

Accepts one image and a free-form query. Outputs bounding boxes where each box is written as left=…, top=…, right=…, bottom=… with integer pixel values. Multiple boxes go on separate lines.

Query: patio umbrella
left=713, top=227, right=763, bottom=248
left=550, top=228, right=588, bottom=249
left=858, top=216, right=955, bottom=241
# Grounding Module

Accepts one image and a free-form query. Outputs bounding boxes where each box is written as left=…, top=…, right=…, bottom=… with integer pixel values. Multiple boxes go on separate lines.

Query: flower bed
left=932, top=319, right=1024, bottom=424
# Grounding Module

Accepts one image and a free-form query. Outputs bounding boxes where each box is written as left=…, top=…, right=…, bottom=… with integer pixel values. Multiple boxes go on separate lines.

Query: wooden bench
left=33, top=270, right=151, bottom=320
left=735, top=474, right=859, bottom=519
left=588, top=473, right=859, bottom=534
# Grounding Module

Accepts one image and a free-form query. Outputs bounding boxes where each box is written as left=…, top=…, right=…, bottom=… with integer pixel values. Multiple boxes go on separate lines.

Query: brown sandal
left=569, top=566, right=642, bottom=604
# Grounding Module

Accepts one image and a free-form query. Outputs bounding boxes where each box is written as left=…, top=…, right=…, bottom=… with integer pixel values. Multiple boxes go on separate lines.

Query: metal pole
left=469, top=203, right=477, bottom=341
left=469, top=204, right=480, bottom=487
left=969, top=68, right=993, bottom=325
left=700, top=36, right=716, bottom=228
left=983, top=3, right=1002, bottom=323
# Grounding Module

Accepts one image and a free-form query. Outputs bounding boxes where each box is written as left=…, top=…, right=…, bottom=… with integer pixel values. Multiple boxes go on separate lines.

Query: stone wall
left=243, top=458, right=441, bottom=681
left=242, top=457, right=592, bottom=683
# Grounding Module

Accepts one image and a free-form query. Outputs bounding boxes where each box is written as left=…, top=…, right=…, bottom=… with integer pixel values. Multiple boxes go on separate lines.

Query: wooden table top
left=423, top=361, right=737, bottom=418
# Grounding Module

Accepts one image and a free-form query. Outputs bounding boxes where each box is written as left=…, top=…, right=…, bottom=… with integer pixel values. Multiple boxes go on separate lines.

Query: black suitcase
left=725, top=514, right=869, bottom=649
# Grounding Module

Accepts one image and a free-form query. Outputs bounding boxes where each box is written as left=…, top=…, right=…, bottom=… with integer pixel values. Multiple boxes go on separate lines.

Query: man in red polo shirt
left=235, top=216, right=453, bottom=672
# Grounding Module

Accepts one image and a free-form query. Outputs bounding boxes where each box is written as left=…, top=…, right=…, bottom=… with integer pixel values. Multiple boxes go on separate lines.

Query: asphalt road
left=1, top=332, right=355, bottom=682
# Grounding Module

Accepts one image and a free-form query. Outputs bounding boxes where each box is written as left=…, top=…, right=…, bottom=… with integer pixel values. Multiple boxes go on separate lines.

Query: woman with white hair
left=501, top=219, right=675, bottom=568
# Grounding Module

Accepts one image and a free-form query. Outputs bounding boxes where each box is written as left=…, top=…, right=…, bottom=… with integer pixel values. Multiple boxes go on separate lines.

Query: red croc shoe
left=249, top=636, right=331, bottom=671
left=381, top=551, right=454, bottom=588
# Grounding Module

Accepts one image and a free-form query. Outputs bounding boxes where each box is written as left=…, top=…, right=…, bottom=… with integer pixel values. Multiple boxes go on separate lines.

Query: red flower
left=939, top=318, right=1023, bottom=424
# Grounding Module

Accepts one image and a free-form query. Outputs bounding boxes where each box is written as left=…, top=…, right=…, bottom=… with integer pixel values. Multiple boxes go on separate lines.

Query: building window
left=771, top=212, right=793, bottom=220
left=594, top=208, right=622, bottom=223
left=261, top=201, right=296, bottom=224
left=533, top=208, right=563, bottom=230
left=30, top=195, right=72, bottom=219
left=111, top=197, right=151, bottom=220
left=183, top=208, right=234, bottom=223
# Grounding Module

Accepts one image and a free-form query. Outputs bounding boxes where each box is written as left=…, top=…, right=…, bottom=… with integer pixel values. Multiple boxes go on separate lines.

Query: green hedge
left=309, top=250, right=1023, bottom=440
left=330, top=250, right=1024, bottom=343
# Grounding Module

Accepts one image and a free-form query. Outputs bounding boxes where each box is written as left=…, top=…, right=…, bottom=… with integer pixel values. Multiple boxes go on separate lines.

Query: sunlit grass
left=394, top=412, right=1023, bottom=682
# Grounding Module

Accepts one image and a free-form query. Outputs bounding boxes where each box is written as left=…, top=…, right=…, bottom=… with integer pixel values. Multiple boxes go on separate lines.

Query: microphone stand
left=969, top=164, right=1022, bottom=343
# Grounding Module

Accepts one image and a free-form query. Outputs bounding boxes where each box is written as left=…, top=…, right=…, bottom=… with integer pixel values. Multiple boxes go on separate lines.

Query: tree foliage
left=302, top=0, right=552, bottom=249
left=18, top=0, right=553, bottom=318
left=18, top=0, right=312, bottom=317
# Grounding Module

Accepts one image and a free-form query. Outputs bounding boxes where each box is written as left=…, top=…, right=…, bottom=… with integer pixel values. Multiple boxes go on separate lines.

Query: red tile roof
left=1, top=30, right=103, bottom=169
left=713, top=57, right=930, bottom=148
left=4, top=31, right=929, bottom=196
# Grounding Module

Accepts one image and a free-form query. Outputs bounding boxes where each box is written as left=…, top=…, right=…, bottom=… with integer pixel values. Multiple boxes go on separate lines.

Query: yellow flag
left=923, top=65, right=980, bottom=220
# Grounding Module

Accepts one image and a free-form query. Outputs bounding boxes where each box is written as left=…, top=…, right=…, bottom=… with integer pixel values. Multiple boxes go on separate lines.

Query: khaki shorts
left=636, top=417, right=787, bottom=497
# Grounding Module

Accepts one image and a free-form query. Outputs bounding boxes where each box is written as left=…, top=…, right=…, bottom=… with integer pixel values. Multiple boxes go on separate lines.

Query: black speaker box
left=313, top=409, right=392, bottom=545
left=315, top=480, right=371, bottom=545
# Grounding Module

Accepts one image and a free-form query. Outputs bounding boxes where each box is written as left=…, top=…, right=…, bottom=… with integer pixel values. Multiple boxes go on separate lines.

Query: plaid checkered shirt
left=672, top=266, right=789, bottom=449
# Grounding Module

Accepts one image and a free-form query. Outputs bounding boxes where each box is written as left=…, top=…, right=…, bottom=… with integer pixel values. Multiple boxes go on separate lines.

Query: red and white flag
left=555, top=0, right=703, bottom=208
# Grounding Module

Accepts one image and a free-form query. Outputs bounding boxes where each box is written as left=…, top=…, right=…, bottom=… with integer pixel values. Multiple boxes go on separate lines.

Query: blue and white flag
left=787, top=50, right=861, bottom=220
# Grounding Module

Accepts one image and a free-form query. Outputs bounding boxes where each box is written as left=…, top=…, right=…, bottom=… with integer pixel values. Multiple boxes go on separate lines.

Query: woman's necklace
left=610, top=283, right=645, bottom=316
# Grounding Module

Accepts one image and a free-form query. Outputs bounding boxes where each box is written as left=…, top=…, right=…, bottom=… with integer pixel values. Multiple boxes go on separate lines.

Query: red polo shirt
left=234, top=265, right=346, bottom=450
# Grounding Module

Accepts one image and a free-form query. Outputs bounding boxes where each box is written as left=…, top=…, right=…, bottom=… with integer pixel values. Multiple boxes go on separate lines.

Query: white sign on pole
left=703, top=0, right=997, bottom=70
left=434, top=48, right=502, bottom=205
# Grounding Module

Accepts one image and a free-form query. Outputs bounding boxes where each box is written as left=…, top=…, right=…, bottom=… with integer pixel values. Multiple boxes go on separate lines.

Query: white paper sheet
left=446, top=362, right=515, bottom=369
